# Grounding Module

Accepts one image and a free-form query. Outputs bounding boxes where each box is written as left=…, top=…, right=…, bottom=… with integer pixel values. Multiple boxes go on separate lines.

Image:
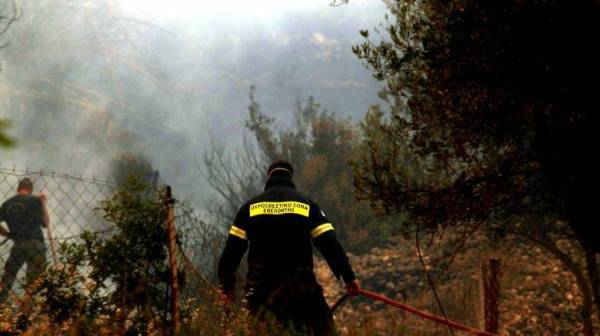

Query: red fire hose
left=331, top=289, right=499, bottom=336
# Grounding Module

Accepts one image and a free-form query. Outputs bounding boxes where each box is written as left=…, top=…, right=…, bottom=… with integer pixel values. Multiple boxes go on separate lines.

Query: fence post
left=166, top=186, right=180, bottom=335
left=482, top=258, right=501, bottom=333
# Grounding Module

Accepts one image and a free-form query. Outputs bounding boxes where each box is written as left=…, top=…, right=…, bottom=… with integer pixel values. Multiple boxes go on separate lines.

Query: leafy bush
left=33, top=176, right=180, bottom=335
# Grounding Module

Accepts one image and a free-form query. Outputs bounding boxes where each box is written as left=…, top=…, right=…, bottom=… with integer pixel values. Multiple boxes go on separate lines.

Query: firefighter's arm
left=309, top=203, right=356, bottom=284
left=313, top=230, right=356, bottom=283
left=217, top=207, right=249, bottom=296
left=217, top=235, right=248, bottom=293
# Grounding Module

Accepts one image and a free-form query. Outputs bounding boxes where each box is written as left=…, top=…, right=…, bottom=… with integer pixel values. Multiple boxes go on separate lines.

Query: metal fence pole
left=165, top=186, right=180, bottom=335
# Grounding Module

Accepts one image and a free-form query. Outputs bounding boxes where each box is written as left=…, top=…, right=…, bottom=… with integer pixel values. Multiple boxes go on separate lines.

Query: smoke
left=0, top=0, right=385, bottom=210
left=0, top=1, right=202, bottom=202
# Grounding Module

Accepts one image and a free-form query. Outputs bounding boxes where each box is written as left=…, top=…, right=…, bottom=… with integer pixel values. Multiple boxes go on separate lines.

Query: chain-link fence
left=0, top=166, right=116, bottom=300
left=0, top=164, right=225, bottom=335
left=173, top=200, right=231, bottom=334
left=175, top=202, right=225, bottom=285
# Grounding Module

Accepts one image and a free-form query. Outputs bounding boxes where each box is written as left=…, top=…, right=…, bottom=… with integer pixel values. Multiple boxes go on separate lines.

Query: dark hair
left=267, top=160, right=294, bottom=177
left=18, top=177, right=34, bottom=192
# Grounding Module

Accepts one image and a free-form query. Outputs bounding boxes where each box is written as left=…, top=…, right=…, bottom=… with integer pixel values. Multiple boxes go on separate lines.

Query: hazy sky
left=118, top=0, right=387, bottom=131
left=1, top=0, right=389, bottom=209
left=121, top=0, right=380, bottom=23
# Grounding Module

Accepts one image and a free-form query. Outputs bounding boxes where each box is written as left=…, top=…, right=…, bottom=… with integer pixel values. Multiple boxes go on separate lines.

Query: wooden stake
left=482, top=258, right=501, bottom=334
left=45, top=222, right=59, bottom=267
left=41, top=193, right=59, bottom=268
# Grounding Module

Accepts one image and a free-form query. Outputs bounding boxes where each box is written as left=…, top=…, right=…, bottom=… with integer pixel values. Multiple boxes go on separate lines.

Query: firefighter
left=218, top=160, right=360, bottom=335
left=0, top=178, right=49, bottom=302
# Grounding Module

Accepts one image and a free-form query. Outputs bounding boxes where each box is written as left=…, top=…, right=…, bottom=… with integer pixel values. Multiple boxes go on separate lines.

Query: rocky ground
left=314, top=234, right=593, bottom=335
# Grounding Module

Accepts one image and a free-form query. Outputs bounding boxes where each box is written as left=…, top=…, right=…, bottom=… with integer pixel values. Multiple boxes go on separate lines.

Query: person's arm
left=217, top=206, right=249, bottom=299
left=39, top=193, right=49, bottom=228
left=0, top=202, right=9, bottom=237
left=309, top=203, right=359, bottom=293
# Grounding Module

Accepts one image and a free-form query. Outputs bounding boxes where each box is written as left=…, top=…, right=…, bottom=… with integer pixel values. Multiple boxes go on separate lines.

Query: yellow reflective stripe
left=249, top=201, right=310, bottom=217
left=311, top=223, right=334, bottom=238
left=229, top=226, right=247, bottom=240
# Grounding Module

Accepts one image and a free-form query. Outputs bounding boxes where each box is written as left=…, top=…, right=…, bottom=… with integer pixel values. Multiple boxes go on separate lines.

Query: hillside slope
left=315, top=235, right=590, bottom=335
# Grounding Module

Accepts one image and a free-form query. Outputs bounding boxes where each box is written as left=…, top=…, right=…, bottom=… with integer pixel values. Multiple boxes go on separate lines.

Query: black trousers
left=246, top=280, right=337, bottom=336
left=0, top=239, right=47, bottom=302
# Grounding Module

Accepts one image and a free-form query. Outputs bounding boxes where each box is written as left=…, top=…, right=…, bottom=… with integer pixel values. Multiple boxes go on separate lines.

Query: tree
left=110, top=152, right=160, bottom=191
left=204, top=86, right=399, bottom=253
left=0, top=0, right=20, bottom=49
left=0, top=0, right=21, bottom=147
left=352, top=0, right=599, bottom=333
left=202, top=136, right=265, bottom=228
left=0, top=118, right=14, bottom=147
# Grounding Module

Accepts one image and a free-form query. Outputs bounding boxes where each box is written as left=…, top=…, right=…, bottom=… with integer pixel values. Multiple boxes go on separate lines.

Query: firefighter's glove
left=345, top=279, right=360, bottom=296
left=218, top=288, right=235, bottom=309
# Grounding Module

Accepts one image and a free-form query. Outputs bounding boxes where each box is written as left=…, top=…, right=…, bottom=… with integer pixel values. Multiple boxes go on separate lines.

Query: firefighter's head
left=17, top=177, right=34, bottom=195
left=267, top=160, right=294, bottom=178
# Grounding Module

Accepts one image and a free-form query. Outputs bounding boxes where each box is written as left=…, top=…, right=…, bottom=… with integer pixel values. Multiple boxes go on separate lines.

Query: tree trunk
left=585, top=249, right=600, bottom=322
left=538, top=238, right=595, bottom=336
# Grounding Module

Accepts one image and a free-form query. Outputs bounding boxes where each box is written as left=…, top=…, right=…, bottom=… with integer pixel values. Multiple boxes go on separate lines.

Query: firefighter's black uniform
left=218, top=170, right=356, bottom=335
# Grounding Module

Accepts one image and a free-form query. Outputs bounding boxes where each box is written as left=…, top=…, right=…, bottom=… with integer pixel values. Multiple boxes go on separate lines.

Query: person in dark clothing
left=218, top=160, right=360, bottom=335
left=0, top=178, right=49, bottom=302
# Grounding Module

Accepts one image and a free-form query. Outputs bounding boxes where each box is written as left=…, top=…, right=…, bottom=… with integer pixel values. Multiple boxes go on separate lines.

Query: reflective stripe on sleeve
left=311, top=223, right=334, bottom=238
left=229, top=225, right=247, bottom=240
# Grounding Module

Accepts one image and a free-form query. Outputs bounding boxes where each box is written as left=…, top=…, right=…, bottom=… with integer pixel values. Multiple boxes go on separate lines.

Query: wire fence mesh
left=175, top=202, right=225, bottom=284
left=0, top=166, right=116, bottom=300
left=173, top=199, right=233, bottom=334
left=0, top=164, right=223, bottom=334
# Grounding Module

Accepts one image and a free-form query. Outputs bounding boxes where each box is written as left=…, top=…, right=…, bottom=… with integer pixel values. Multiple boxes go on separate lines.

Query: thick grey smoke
left=0, top=0, right=385, bottom=210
